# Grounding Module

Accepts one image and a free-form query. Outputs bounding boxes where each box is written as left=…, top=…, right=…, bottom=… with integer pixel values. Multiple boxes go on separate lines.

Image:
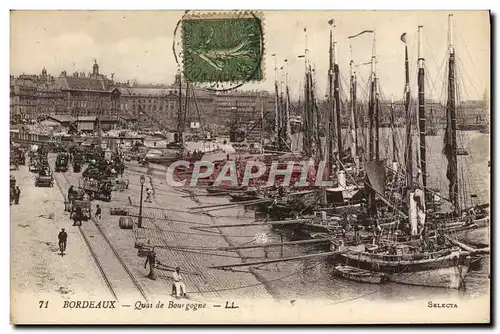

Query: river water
left=290, top=128, right=490, bottom=208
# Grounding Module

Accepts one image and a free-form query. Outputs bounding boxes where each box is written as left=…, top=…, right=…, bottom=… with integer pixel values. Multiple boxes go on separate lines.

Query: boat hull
left=456, top=226, right=489, bottom=247
left=386, top=261, right=470, bottom=289
left=447, top=217, right=490, bottom=247
left=334, top=265, right=386, bottom=284
left=339, top=250, right=470, bottom=289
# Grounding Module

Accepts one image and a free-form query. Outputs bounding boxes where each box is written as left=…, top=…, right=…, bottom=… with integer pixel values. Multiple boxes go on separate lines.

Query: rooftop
left=47, top=114, right=76, bottom=123
left=77, top=116, right=97, bottom=122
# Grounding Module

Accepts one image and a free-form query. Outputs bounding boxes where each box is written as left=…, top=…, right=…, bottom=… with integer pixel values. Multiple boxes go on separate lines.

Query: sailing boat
left=434, top=15, right=489, bottom=246
left=323, top=21, right=366, bottom=205
left=332, top=22, right=471, bottom=290
left=262, top=54, right=293, bottom=154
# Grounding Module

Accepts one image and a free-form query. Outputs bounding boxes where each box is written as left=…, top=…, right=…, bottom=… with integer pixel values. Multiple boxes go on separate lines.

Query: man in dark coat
left=95, top=204, right=102, bottom=220
left=58, top=228, right=67, bottom=253
left=68, top=185, right=74, bottom=200
left=144, top=248, right=157, bottom=280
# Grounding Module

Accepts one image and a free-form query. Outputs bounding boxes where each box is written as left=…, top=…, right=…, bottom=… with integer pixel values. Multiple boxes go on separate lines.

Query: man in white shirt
left=172, top=267, right=187, bottom=298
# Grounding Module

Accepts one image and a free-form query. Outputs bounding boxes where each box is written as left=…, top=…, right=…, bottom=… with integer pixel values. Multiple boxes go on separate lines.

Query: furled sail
left=443, top=14, right=459, bottom=214
left=409, top=188, right=426, bottom=235
left=365, top=160, right=386, bottom=196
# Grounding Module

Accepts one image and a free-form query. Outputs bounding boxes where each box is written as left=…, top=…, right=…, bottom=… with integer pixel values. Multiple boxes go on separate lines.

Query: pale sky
left=10, top=10, right=490, bottom=101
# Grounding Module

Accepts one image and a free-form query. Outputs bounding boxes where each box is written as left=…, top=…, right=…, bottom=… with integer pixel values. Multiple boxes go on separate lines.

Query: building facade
left=53, top=61, right=121, bottom=118
left=10, top=69, right=66, bottom=121
left=11, top=61, right=489, bottom=133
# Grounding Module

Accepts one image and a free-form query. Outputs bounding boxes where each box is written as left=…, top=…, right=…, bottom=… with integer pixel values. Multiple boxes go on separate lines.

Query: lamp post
left=139, top=174, right=145, bottom=228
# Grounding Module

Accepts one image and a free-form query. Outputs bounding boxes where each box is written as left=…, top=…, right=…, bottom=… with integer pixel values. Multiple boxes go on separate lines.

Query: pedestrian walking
left=14, top=186, right=21, bottom=205
left=67, top=185, right=74, bottom=201
left=58, top=228, right=67, bottom=253
left=95, top=204, right=102, bottom=220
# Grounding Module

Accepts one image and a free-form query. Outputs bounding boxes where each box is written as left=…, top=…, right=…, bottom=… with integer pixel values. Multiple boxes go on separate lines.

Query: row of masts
left=171, top=14, right=461, bottom=216
left=270, top=14, right=460, bottom=217
left=272, top=54, right=292, bottom=152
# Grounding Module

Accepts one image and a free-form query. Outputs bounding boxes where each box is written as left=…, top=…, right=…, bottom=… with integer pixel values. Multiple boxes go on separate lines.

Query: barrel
left=119, top=217, right=134, bottom=230
left=134, top=236, right=148, bottom=249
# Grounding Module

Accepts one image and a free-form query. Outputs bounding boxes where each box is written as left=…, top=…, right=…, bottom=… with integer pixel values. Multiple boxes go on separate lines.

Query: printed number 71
left=39, top=301, right=49, bottom=308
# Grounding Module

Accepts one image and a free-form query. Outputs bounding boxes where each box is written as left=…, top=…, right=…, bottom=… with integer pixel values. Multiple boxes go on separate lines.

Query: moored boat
left=334, top=244, right=470, bottom=289
left=334, top=265, right=386, bottom=284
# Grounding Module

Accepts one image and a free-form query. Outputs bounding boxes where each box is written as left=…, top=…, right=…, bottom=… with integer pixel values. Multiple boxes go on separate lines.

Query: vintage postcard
left=10, top=10, right=491, bottom=324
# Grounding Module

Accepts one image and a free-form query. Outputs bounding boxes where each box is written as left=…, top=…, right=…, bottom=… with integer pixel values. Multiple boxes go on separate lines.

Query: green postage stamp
left=181, top=12, right=263, bottom=84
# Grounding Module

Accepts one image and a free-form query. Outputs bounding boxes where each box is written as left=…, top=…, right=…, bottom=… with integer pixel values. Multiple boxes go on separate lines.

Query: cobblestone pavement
left=10, top=165, right=110, bottom=321
left=58, top=160, right=272, bottom=304
left=49, top=156, right=148, bottom=304
left=133, top=163, right=338, bottom=301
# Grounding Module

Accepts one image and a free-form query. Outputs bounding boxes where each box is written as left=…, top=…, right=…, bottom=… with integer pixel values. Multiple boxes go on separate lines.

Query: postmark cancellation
left=181, top=11, right=264, bottom=85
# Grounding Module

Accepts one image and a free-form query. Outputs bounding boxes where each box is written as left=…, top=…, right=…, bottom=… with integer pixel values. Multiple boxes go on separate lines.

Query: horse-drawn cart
left=35, top=168, right=54, bottom=187
left=29, top=157, right=40, bottom=173
left=113, top=178, right=130, bottom=191
left=80, top=178, right=113, bottom=202
left=55, top=153, right=69, bottom=172
left=70, top=199, right=91, bottom=222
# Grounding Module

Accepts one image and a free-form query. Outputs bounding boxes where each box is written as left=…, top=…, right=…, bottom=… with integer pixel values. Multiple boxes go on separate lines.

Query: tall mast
left=260, top=93, right=264, bottom=154
left=278, top=80, right=284, bottom=150
left=366, top=31, right=377, bottom=217
left=273, top=54, right=279, bottom=143
left=184, top=81, right=190, bottom=134
left=349, top=43, right=359, bottom=173
left=312, top=66, right=323, bottom=161
left=417, top=25, right=427, bottom=193
left=391, top=95, right=398, bottom=166
left=285, top=69, right=291, bottom=148
left=177, top=71, right=184, bottom=144
left=375, top=88, right=380, bottom=160
left=332, top=20, right=343, bottom=170
left=280, top=80, right=286, bottom=150
left=326, top=20, right=334, bottom=176
left=373, top=32, right=380, bottom=161
left=303, top=66, right=310, bottom=157
left=402, top=32, right=412, bottom=190
left=444, top=14, right=459, bottom=215
left=300, top=28, right=311, bottom=157
left=368, top=32, right=377, bottom=161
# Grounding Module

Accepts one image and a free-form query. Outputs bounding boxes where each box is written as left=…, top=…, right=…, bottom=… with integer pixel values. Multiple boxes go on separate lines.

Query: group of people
left=57, top=152, right=191, bottom=299
left=145, top=187, right=153, bottom=202
left=143, top=248, right=187, bottom=298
